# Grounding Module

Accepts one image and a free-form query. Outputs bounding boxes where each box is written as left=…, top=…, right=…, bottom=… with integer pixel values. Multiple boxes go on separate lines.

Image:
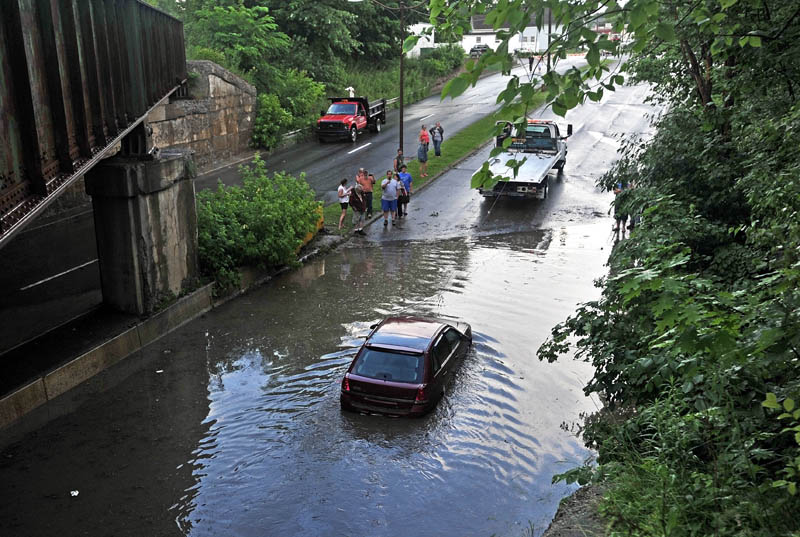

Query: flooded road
left=0, top=82, right=657, bottom=537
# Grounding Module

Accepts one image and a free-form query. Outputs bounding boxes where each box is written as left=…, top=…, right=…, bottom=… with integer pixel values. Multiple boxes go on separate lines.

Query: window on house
left=476, top=36, right=481, bottom=43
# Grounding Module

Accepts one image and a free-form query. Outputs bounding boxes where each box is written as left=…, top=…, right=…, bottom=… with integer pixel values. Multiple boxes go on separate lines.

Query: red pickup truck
left=317, top=97, right=386, bottom=143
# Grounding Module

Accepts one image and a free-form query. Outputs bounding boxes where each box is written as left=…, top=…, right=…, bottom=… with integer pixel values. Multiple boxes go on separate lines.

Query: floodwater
left=1, top=77, right=653, bottom=537
left=0, top=223, right=608, bottom=537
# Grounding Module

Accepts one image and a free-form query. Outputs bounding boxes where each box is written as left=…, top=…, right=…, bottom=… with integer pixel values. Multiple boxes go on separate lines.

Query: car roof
left=368, top=317, right=446, bottom=351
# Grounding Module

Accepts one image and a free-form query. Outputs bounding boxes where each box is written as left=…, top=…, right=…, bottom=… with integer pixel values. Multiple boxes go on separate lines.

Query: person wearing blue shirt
left=396, top=165, right=413, bottom=218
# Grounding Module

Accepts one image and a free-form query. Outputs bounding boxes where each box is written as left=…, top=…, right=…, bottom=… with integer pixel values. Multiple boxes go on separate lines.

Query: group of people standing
left=336, top=121, right=445, bottom=232
left=415, top=122, right=444, bottom=178
left=338, top=170, right=372, bottom=233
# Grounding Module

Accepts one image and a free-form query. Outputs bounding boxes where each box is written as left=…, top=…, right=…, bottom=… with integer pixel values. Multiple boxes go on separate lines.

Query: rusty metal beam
left=0, top=0, right=186, bottom=247
left=61, top=0, right=93, bottom=159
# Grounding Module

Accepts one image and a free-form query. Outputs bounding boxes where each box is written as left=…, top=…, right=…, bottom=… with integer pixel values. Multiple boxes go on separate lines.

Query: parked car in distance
left=340, top=316, right=472, bottom=416
left=469, top=44, right=490, bottom=58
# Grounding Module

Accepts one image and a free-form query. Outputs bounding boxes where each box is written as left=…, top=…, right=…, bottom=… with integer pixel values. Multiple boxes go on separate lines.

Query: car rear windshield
left=352, top=348, right=423, bottom=384
left=327, top=103, right=357, bottom=115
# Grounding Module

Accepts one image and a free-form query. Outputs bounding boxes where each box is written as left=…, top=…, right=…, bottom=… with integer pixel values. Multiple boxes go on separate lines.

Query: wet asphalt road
left=0, top=57, right=584, bottom=356
left=0, top=81, right=658, bottom=536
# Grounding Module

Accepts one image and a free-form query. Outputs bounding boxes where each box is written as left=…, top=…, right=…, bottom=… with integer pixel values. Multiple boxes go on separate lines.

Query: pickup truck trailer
left=476, top=119, right=572, bottom=200
left=317, top=97, right=386, bottom=143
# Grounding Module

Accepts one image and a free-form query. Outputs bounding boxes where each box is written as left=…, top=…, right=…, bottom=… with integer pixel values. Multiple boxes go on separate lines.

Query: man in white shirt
left=380, top=170, right=400, bottom=226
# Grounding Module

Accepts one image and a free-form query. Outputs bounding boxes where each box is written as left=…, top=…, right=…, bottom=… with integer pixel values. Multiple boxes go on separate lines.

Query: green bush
left=272, top=69, right=325, bottom=131
left=252, top=93, right=292, bottom=149
left=188, top=46, right=231, bottom=71
left=196, top=156, right=321, bottom=291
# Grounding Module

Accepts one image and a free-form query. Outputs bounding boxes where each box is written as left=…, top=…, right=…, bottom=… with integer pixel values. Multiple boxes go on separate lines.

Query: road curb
left=0, top=283, right=214, bottom=431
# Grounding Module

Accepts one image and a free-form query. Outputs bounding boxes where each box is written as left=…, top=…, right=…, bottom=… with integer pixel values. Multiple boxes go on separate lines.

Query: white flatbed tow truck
left=475, top=119, right=572, bottom=200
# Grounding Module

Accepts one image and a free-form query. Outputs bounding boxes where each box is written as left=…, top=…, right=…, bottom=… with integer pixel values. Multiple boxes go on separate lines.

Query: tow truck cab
left=496, top=119, right=573, bottom=151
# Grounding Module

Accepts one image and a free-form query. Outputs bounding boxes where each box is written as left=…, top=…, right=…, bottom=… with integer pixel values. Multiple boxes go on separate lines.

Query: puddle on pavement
left=0, top=222, right=611, bottom=537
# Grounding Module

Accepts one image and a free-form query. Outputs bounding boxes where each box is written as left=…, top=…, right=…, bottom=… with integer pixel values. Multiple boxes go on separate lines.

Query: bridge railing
left=0, top=0, right=187, bottom=247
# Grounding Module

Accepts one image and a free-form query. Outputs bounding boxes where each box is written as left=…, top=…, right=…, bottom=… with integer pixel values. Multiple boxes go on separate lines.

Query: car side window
left=431, top=335, right=453, bottom=374
left=430, top=343, right=442, bottom=373
left=443, top=328, right=461, bottom=350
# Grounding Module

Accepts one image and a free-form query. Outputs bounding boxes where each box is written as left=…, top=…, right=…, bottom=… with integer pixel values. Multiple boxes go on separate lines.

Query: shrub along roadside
left=196, top=156, right=321, bottom=292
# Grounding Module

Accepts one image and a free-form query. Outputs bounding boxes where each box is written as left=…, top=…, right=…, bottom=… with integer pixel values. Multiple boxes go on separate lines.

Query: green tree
left=430, top=1, right=800, bottom=534
left=185, top=3, right=289, bottom=75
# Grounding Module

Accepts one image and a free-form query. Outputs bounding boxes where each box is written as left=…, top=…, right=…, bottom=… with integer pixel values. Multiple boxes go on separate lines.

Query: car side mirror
left=567, top=124, right=573, bottom=136
left=369, top=323, right=378, bottom=330
left=320, top=110, right=325, bottom=116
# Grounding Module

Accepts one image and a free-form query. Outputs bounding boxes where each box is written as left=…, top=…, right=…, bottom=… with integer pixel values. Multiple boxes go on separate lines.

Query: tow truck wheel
left=350, top=126, right=358, bottom=143
left=374, top=119, right=382, bottom=133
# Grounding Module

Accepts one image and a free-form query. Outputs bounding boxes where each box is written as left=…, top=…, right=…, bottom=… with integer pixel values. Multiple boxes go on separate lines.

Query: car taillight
left=342, top=377, right=350, bottom=392
left=415, top=386, right=426, bottom=403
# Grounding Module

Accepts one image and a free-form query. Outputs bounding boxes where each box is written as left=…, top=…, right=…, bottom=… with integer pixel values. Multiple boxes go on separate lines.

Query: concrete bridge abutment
left=85, top=150, right=199, bottom=315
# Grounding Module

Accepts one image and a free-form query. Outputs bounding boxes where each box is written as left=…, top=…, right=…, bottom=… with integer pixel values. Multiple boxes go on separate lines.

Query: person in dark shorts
left=396, top=164, right=413, bottom=217
left=393, top=148, right=404, bottom=173
left=612, top=181, right=630, bottom=235
left=356, top=169, right=376, bottom=218
left=349, top=184, right=367, bottom=234
left=337, top=178, right=352, bottom=230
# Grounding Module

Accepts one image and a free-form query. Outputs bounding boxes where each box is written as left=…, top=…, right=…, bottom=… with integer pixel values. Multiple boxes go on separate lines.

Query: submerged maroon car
left=340, top=316, right=472, bottom=416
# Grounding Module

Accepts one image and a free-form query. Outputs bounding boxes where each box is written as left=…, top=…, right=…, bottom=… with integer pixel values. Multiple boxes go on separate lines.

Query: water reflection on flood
left=179, top=225, right=605, bottom=537
left=0, top=224, right=607, bottom=537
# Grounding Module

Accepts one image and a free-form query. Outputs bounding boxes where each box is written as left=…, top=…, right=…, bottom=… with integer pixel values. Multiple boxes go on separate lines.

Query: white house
left=407, top=13, right=565, bottom=57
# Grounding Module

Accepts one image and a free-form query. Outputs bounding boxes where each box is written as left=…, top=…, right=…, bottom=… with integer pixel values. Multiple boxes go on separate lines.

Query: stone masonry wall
left=37, top=61, right=255, bottom=223
left=148, top=60, right=257, bottom=171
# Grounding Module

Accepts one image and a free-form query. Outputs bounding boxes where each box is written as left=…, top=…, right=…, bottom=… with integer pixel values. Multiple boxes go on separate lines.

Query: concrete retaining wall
left=148, top=60, right=257, bottom=171
left=0, top=283, right=214, bottom=430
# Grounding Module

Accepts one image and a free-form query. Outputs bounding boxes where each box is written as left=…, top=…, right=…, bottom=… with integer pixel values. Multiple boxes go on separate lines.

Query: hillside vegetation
left=430, top=0, right=800, bottom=534
left=145, top=0, right=463, bottom=149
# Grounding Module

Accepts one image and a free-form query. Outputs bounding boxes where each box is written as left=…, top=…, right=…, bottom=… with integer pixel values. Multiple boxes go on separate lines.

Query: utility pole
left=399, top=1, right=405, bottom=154
left=547, top=7, right=551, bottom=72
